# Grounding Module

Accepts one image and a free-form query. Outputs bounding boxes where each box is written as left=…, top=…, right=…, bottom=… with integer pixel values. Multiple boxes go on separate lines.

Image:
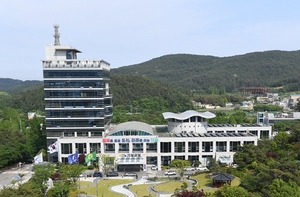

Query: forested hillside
left=112, top=50, right=300, bottom=93
left=111, top=74, right=192, bottom=110
left=0, top=78, right=43, bottom=93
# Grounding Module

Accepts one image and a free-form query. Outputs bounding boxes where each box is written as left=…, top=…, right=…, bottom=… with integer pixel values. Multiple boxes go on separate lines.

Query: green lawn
left=78, top=181, right=93, bottom=187
left=79, top=179, right=133, bottom=197
left=78, top=173, right=241, bottom=197
left=130, top=183, right=157, bottom=197
left=192, top=172, right=213, bottom=188
left=153, top=181, right=187, bottom=193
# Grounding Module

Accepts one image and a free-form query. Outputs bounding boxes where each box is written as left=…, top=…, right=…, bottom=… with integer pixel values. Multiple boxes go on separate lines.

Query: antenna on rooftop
left=53, top=24, right=60, bottom=46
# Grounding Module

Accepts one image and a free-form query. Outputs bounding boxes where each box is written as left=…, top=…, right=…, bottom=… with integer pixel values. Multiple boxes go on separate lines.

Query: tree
left=98, top=154, right=115, bottom=175
left=268, top=179, right=300, bottom=197
left=295, top=101, right=300, bottom=112
left=169, top=159, right=191, bottom=181
left=208, top=158, right=221, bottom=173
left=24, top=116, right=46, bottom=158
left=215, top=185, right=249, bottom=197
left=31, top=163, right=55, bottom=195
left=60, top=163, right=84, bottom=187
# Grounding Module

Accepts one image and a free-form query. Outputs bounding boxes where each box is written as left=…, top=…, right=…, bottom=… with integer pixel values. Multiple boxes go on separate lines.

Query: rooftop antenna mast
left=53, top=24, right=60, bottom=46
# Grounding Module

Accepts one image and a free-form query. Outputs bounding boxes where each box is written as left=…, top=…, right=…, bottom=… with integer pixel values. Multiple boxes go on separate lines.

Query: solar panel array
left=174, top=132, right=252, bottom=137
left=207, top=123, right=261, bottom=127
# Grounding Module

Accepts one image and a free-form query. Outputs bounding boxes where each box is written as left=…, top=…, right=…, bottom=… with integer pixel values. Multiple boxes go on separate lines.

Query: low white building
left=257, top=111, right=300, bottom=125
left=54, top=110, right=271, bottom=171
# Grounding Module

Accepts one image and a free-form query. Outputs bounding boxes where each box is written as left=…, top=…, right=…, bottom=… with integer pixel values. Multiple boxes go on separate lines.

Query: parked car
left=93, top=172, right=103, bottom=177
left=106, top=171, right=119, bottom=177
left=195, top=167, right=209, bottom=171
left=184, top=167, right=195, bottom=171
left=124, top=172, right=138, bottom=178
left=164, top=170, right=176, bottom=176
left=151, top=165, right=158, bottom=171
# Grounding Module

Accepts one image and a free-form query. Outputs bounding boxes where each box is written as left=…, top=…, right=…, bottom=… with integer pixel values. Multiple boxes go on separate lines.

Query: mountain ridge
left=112, top=50, right=300, bottom=93
left=1, top=49, right=300, bottom=94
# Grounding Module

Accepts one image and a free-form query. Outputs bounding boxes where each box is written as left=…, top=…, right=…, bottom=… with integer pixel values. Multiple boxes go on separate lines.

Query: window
left=175, top=142, right=185, bottom=153
left=119, top=143, right=129, bottom=152
left=61, top=143, right=72, bottom=154
left=133, top=143, right=143, bottom=152
left=75, top=143, right=86, bottom=154
left=146, top=143, right=157, bottom=152
left=104, top=144, right=115, bottom=152
left=90, top=143, right=101, bottom=153
left=202, top=142, right=213, bottom=152
left=188, top=142, right=199, bottom=152
left=230, top=141, right=240, bottom=151
left=216, top=141, right=227, bottom=152
left=160, top=142, right=171, bottom=153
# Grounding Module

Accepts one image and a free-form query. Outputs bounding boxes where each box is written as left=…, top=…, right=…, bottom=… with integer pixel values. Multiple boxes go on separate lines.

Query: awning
left=116, top=157, right=144, bottom=165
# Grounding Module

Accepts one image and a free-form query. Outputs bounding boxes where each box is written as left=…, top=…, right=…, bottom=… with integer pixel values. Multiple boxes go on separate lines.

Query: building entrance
left=117, top=164, right=143, bottom=172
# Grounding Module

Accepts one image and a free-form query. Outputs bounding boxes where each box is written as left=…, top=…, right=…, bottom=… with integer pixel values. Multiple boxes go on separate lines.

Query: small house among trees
left=211, top=172, right=235, bottom=188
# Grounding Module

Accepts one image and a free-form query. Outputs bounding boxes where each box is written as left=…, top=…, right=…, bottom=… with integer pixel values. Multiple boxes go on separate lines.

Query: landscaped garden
left=79, top=179, right=133, bottom=197
left=77, top=172, right=241, bottom=197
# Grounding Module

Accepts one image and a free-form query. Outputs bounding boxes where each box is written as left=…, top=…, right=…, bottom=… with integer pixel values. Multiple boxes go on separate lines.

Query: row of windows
left=45, top=90, right=104, bottom=98
left=168, top=117, right=206, bottom=123
left=44, top=81, right=104, bottom=88
left=46, top=101, right=105, bottom=108
left=43, top=71, right=106, bottom=78
left=46, top=119, right=107, bottom=127
left=60, top=143, right=157, bottom=154
left=60, top=141, right=254, bottom=154
left=160, top=141, right=251, bottom=153
left=46, top=110, right=106, bottom=118
left=109, top=130, right=152, bottom=136
left=170, top=125, right=204, bottom=127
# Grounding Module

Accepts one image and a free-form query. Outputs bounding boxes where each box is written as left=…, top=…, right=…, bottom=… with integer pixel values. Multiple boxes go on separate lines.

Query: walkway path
left=110, top=176, right=150, bottom=197
left=80, top=175, right=197, bottom=197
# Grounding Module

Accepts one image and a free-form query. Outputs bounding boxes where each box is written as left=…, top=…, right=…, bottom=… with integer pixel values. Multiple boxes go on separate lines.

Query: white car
left=151, top=165, right=158, bottom=171
left=164, top=170, right=176, bottom=176
left=195, top=167, right=209, bottom=171
left=184, top=167, right=195, bottom=171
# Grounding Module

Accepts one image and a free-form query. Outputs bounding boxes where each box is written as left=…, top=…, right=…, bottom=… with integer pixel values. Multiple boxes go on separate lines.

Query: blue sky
left=1, top=1, right=300, bottom=80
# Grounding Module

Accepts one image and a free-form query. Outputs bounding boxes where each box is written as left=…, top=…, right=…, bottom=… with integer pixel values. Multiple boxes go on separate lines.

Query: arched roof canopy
left=108, top=121, right=154, bottom=136
left=162, top=110, right=216, bottom=120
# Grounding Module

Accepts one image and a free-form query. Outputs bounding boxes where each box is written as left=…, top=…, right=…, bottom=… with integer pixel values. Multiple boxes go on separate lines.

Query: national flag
left=34, top=152, right=43, bottom=164
left=48, top=141, right=58, bottom=154
left=68, top=152, right=79, bottom=164
left=85, top=151, right=97, bottom=163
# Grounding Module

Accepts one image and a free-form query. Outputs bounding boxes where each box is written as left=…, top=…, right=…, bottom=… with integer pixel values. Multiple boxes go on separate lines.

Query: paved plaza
left=0, top=164, right=32, bottom=189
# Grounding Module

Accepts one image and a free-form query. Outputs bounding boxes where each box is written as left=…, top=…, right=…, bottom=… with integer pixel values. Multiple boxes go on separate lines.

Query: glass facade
left=43, top=49, right=112, bottom=139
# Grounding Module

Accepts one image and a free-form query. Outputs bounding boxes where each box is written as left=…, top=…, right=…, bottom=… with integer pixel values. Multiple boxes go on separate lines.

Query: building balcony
left=43, top=59, right=110, bottom=70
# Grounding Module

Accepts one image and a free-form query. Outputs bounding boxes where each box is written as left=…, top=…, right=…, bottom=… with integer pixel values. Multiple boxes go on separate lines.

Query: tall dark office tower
left=43, top=25, right=112, bottom=160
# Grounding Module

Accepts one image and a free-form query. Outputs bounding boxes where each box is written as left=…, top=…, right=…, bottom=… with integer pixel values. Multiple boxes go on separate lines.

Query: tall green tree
left=216, top=184, right=249, bottom=197
left=268, top=179, right=300, bottom=197
left=31, top=163, right=55, bottom=195
left=169, top=159, right=191, bottom=181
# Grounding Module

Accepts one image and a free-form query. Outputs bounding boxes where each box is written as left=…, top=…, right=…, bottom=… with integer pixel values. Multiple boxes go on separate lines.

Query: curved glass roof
left=108, top=121, right=154, bottom=136
left=162, top=110, right=216, bottom=120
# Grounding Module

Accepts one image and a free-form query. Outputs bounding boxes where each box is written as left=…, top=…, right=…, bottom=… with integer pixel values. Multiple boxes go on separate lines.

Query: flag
left=34, top=152, right=43, bottom=164
left=68, top=152, right=78, bottom=164
left=48, top=141, right=58, bottom=154
left=85, top=151, right=97, bottom=163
